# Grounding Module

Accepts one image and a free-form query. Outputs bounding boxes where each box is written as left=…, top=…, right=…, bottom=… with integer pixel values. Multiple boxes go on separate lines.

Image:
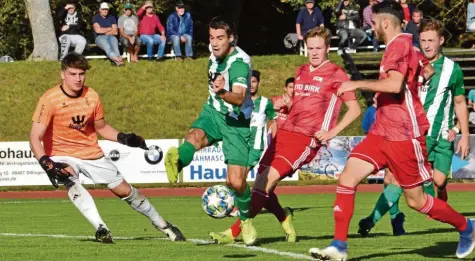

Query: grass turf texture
left=1, top=192, right=473, bottom=261
left=0, top=54, right=365, bottom=142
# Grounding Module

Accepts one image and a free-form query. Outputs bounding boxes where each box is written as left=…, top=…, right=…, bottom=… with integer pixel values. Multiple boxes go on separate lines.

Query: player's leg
left=59, top=35, right=71, bottom=60
left=309, top=134, right=386, bottom=260
left=51, top=156, right=111, bottom=243
left=165, top=105, right=217, bottom=183
left=391, top=136, right=474, bottom=258
left=84, top=157, right=185, bottom=241
left=358, top=169, right=405, bottom=237
left=432, top=139, right=454, bottom=202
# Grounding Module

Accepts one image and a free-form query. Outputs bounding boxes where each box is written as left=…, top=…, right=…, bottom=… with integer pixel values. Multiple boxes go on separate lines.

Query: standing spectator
left=399, top=0, right=415, bottom=26
left=118, top=3, right=141, bottom=63
left=167, top=1, right=194, bottom=61
left=92, top=2, right=124, bottom=66
left=362, top=94, right=377, bottom=134
left=57, top=2, right=87, bottom=60
left=362, top=0, right=379, bottom=52
left=336, top=0, right=366, bottom=53
left=468, top=0, right=475, bottom=32
left=137, top=1, right=167, bottom=61
left=404, top=9, right=424, bottom=50
left=296, top=0, right=324, bottom=40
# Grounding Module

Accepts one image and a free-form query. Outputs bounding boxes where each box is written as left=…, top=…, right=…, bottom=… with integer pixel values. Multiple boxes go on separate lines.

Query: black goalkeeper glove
left=117, top=132, right=148, bottom=150
left=38, top=155, right=71, bottom=188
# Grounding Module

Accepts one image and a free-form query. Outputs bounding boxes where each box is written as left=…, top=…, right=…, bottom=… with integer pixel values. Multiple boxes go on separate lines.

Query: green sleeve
left=453, top=65, right=465, bottom=96
left=228, top=58, right=250, bottom=89
left=265, top=99, right=278, bottom=120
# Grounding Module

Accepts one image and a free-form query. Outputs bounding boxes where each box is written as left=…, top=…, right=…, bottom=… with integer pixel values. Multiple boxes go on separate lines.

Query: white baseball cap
left=100, top=2, right=109, bottom=9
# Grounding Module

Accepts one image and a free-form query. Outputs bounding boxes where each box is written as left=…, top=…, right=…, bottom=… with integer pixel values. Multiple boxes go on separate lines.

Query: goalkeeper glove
left=38, top=155, right=71, bottom=188
left=117, top=132, right=148, bottom=150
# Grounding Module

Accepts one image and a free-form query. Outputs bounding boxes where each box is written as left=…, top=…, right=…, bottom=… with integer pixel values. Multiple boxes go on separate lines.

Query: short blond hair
left=420, top=19, right=445, bottom=37
left=304, top=27, right=330, bottom=46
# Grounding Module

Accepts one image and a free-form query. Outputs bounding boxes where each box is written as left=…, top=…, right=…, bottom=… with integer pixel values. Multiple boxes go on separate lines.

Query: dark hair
left=285, top=77, right=295, bottom=87
left=252, top=70, right=261, bottom=82
left=209, top=16, right=234, bottom=37
left=372, top=0, right=404, bottom=25
left=413, top=8, right=423, bottom=16
left=365, top=92, right=375, bottom=107
left=61, top=52, right=91, bottom=71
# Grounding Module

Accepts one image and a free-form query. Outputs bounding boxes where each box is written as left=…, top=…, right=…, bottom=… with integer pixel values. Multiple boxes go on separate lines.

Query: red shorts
left=258, top=129, right=320, bottom=178
left=350, top=134, right=432, bottom=189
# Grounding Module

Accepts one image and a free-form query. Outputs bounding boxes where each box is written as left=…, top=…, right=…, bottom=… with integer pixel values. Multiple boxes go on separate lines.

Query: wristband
left=452, top=127, right=460, bottom=134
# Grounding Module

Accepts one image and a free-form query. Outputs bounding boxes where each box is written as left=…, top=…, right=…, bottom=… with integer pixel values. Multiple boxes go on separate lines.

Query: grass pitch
left=1, top=191, right=473, bottom=261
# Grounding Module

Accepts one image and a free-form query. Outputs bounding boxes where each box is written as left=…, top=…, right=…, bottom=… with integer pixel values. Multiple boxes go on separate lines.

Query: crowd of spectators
left=58, top=1, right=194, bottom=65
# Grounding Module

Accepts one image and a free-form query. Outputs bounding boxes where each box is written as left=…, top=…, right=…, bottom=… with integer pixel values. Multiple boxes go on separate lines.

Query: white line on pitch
left=0, top=200, right=70, bottom=204
left=0, top=232, right=314, bottom=260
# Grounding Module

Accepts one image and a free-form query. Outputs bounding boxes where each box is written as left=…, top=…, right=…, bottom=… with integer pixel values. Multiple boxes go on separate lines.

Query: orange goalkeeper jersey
left=32, top=85, right=104, bottom=160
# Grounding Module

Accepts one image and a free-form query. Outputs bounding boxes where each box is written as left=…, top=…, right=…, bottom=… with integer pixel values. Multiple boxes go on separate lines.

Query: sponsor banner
left=0, top=140, right=178, bottom=186
left=301, top=136, right=384, bottom=180
left=182, top=142, right=299, bottom=182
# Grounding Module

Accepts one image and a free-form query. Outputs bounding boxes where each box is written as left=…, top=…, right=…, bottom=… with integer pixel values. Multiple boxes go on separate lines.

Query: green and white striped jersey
left=207, top=46, right=254, bottom=120
left=250, top=96, right=277, bottom=150
left=419, top=55, right=465, bottom=140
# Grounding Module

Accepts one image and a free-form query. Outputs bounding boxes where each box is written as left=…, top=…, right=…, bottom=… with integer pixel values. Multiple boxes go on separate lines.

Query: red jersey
left=369, top=33, right=430, bottom=141
left=280, top=61, right=356, bottom=137
left=271, top=94, right=290, bottom=128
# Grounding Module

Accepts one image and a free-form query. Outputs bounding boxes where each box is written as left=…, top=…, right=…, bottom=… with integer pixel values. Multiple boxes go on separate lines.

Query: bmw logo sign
left=109, top=150, right=120, bottom=161
left=145, top=145, right=163, bottom=165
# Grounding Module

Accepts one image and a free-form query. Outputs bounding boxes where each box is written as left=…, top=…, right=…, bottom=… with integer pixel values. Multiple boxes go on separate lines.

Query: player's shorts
left=191, top=104, right=251, bottom=167
left=248, top=148, right=263, bottom=169
left=349, top=134, right=432, bottom=189
left=425, top=136, right=454, bottom=176
left=258, top=129, right=319, bottom=178
left=50, top=155, right=124, bottom=189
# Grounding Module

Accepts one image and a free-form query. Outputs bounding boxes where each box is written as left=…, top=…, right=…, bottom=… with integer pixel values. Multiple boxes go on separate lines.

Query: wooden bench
left=84, top=42, right=176, bottom=63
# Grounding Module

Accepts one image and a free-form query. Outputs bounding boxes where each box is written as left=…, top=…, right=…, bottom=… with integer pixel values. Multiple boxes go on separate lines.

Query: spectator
left=336, top=0, right=366, bottom=53
left=404, top=8, right=424, bottom=50
left=92, top=2, right=124, bottom=66
left=137, top=1, right=167, bottom=61
left=399, top=0, right=415, bottom=26
left=362, top=94, right=377, bottom=134
left=468, top=0, right=475, bottom=32
left=296, top=0, right=324, bottom=40
left=57, top=2, right=87, bottom=60
left=167, top=1, right=194, bottom=61
left=118, top=3, right=141, bottom=63
left=362, top=0, right=379, bottom=52
left=469, top=89, right=475, bottom=124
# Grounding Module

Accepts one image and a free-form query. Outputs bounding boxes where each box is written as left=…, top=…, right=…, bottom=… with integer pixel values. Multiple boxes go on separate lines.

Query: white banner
left=182, top=142, right=299, bottom=182
left=0, top=140, right=179, bottom=186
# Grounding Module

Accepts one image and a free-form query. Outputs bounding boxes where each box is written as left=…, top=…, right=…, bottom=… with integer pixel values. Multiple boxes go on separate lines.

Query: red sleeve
left=137, top=7, right=145, bottom=19
left=333, top=69, right=356, bottom=102
left=416, top=51, right=429, bottom=68
left=382, top=40, right=410, bottom=76
left=155, top=15, right=165, bottom=34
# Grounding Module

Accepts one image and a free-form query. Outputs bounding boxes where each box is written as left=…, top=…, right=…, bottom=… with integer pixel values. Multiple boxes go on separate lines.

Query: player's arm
left=331, top=99, right=361, bottom=135
left=214, top=60, right=250, bottom=106
left=337, top=70, right=405, bottom=96
left=29, top=122, right=48, bottom=161
left=266, top=100, right=278, bottom=138
left=94, top=116, right=148, bottom=149
left=453, top=67, right=470, bottom=159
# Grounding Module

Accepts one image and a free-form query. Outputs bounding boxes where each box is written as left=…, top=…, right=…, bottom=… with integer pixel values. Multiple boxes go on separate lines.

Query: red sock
left=250, top=189, right=269, bottom=218
left=334, top=185, right=356, bottom=242
left=419, top=194, right=467, bottom=231
left=264, top=191, right=286, bottom=222
left=230, top=219, right=241, bottom=238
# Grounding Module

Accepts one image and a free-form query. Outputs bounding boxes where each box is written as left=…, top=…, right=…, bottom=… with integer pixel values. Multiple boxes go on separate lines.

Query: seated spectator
left=296, top=0, right=324, bottom=41
left=118, top=3, right=141, bottom=63
left=167, top=1, right=194, bottom=61
left=92, top=2, right=124, bottom=66
left=404, top=8, right=424, bottom=50
left=399, top=0, right=415, bottom=26
left=362, top=0, right=379, bottom=52
left=468, top=0, right=475, bottom=32
left=57, top=2, right=87, bottom=60
left=336, top=0, right=366, bottom=53
left=137, top=1, right=166, bottom=61
left=362, top=94, right=377, bottom=134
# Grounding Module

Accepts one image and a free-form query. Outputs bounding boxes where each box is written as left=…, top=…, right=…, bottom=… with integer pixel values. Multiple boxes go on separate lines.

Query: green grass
left=0, top=54, right=365, bottom=142
left=1, top=191, right=473, bottom=260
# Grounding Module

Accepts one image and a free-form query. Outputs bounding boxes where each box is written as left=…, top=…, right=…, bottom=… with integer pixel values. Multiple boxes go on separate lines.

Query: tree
left=24, top=0, right=58, bottom=61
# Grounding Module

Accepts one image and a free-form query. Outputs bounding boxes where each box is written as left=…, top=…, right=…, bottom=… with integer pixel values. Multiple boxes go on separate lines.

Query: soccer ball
left=201, top=185, right=235, bottom=218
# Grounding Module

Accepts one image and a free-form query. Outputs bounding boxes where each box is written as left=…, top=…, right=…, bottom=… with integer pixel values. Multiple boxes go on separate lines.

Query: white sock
left=122, top=187, right=168, bottom=229
left=67, top=181, right=107, bottom=230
